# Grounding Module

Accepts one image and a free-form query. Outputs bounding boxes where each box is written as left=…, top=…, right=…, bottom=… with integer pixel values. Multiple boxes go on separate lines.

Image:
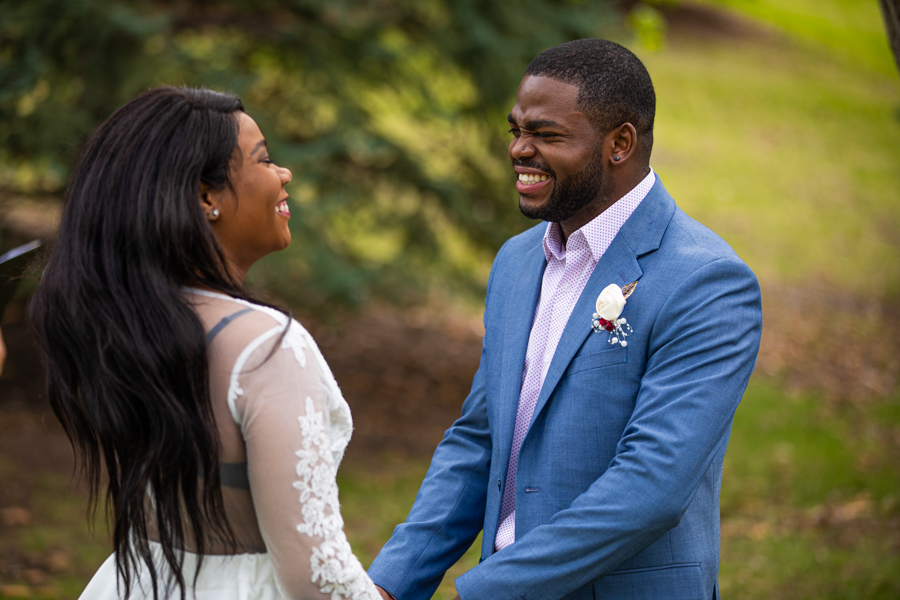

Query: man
left=369, top=39, right=762, bottom=600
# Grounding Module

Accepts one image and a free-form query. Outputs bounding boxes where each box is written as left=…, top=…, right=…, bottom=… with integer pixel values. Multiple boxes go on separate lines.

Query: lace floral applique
left=281, top=323, right=308, bottom=369
left=214, top=296, right=352, bottom=465
left=291, top=327, right=353, bottom=468
left=311, top=532, right=377, bottom=600
left=293, top=397, right=379, bottom=600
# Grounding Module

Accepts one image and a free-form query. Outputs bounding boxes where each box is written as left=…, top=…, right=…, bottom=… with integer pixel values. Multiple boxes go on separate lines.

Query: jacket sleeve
left=455, top=257, right=762, bottom=600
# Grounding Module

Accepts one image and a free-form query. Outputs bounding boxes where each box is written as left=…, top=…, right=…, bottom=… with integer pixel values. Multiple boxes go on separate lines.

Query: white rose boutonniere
left=595, top=284, right=626, bottom=321
left=591, top=282, right=637, bottom=346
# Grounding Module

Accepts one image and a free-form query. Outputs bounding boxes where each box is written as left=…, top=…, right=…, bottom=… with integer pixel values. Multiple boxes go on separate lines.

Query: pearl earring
left=208, top=208, right=220, bottom=219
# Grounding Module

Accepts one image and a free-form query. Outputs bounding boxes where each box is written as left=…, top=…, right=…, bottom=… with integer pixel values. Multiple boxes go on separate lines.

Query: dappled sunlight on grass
left=692, top=0, right=897, bottom=76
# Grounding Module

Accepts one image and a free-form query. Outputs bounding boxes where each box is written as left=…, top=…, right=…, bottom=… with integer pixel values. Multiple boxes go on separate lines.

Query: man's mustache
left=513, top=159, right=555, bottom=178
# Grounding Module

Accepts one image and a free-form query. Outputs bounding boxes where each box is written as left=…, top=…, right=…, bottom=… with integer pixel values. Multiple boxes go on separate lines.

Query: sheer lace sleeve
left=227, top=316, right=381, bottom=600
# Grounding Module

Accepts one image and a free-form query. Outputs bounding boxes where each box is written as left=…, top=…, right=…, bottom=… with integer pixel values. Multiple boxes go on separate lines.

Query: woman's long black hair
left=29, top=87, right=279, bottom=599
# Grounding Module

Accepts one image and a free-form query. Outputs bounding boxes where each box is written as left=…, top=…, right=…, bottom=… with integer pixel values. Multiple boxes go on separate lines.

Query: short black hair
left=525, top=39, right=656, bottom=161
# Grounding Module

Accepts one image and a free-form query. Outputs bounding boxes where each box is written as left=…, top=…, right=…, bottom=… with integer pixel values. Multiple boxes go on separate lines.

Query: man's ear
left=607, top=123, right=638, bottom=166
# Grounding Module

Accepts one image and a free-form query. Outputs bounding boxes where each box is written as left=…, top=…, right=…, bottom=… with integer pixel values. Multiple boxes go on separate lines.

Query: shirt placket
left=495, top=236, right=592, bottom=550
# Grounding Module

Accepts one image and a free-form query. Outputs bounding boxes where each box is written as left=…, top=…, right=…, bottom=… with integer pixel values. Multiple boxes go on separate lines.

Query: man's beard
left=517, top=154, right=605, bottom=223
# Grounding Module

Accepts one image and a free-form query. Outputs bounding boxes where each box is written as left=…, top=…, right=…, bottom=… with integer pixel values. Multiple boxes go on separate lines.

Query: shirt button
left=561, top=283, right=571, bottom=294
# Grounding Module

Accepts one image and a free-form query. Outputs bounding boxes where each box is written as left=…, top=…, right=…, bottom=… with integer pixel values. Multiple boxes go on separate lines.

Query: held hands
left=375, top=586, right=395, bottom=600
left=374, top=587, right=458, bottom=600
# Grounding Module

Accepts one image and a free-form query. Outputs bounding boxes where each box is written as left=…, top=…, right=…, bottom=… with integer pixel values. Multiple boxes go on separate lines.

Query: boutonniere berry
left=591, top=282, right=637, bottom=347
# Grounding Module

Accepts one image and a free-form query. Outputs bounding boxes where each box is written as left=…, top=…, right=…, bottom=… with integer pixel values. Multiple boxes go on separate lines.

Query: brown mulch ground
left=758, top=282, right=900, bottom=403
left=3, top=281, right=899, bottom=466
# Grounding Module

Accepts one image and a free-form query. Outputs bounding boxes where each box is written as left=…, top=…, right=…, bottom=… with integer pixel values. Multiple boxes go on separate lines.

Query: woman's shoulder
left=184, top=288, right=291, bottom=350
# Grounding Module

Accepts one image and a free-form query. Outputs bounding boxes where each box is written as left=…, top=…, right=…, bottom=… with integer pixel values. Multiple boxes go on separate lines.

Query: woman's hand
left=375, top=586, right=396, bottom=600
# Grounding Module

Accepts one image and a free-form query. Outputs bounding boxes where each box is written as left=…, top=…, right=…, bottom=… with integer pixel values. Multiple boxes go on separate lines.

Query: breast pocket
left=566, top=346, right=627, bottom=376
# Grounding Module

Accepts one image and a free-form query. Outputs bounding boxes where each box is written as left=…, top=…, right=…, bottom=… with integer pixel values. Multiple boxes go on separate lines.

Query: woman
left=30, top=87, right=382, bottom=600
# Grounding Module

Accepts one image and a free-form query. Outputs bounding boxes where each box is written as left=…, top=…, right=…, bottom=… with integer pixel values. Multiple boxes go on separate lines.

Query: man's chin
left=519, top=195, right=551, bottom=221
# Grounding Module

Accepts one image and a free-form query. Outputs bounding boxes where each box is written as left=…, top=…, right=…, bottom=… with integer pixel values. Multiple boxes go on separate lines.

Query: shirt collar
left=542, top=167, right=656, bottom=262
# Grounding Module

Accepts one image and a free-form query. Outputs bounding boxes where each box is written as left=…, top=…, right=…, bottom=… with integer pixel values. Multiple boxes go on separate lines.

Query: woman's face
left=205, top=112, right=292, bottom=280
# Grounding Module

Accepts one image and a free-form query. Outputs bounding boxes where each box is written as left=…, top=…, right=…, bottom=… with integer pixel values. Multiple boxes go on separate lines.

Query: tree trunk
left=880, top=0, right=900, bottom=76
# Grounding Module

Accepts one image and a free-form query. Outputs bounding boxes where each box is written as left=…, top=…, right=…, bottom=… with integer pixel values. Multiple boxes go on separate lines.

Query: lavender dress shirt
left=495, top=168, right=657, bottom=550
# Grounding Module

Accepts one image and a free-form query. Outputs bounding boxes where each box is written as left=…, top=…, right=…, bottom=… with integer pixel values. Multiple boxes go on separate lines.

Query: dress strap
left=220, top=461, right=250, bottom=489
left=197, top=460, right=250, bottom=489
left=199, top=305, right=256, bottom=490
left=206, top=308, right=255, bottom=344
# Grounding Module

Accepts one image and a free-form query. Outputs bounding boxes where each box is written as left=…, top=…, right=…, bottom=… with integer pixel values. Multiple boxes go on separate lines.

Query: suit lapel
left=496, top=234, right=548, bottom=466
left=527, top=177, right=677, bottom=431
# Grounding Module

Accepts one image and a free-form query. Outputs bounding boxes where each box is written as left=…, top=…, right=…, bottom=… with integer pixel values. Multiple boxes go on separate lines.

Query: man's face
left=507, top=75, right=606, bottom=224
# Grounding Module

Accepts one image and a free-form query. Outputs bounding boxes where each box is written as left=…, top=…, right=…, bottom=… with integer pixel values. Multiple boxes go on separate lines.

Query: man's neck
left=558, top=166, right=651, bottom=243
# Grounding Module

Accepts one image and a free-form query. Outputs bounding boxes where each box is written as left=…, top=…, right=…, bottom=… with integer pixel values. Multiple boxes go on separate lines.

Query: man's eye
left=261, top=158, right=274, bottom=164
left=535, top=132, right=557, bottom=139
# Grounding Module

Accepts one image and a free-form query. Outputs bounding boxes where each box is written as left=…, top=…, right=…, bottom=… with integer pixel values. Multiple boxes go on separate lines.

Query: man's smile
left=514, top=165, right=553, bottom=194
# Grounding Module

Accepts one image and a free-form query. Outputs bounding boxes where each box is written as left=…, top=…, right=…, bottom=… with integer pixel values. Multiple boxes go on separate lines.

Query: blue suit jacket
left=368, top=178, right=762, bottom=600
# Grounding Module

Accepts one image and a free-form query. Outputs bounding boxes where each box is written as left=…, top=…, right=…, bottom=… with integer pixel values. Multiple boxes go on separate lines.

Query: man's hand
left=0, top=327, right=6, bottom=377
left=375, top=585, right=396, bottom=600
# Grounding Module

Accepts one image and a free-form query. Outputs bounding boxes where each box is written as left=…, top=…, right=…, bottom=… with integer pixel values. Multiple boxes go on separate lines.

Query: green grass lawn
left=693, top=0, right=897, bottom=76
left=717, top=382, right=900, bottom=599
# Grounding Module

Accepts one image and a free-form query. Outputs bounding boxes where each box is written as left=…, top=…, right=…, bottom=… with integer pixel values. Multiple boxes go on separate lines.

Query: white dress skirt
left=81, top=543, right=285, bottom=600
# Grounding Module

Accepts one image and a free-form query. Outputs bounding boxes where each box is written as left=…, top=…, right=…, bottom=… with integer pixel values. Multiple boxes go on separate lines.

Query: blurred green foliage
left=626, top=2, right=669, bottom=51
left=0, top=0, right=618, bottom=309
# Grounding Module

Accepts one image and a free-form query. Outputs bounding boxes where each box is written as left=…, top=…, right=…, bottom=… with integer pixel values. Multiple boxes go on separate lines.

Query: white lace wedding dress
left=79, top=289, right=382, bottom=600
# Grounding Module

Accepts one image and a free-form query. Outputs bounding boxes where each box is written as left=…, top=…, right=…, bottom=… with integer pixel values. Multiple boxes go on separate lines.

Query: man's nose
left=510, top=138, right=536, bottom=160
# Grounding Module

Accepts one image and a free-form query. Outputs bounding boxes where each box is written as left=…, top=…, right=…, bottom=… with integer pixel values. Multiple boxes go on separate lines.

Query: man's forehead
left=509, top=75, right=585, bottom=123
left=517, top=74, right=579, bottom=99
